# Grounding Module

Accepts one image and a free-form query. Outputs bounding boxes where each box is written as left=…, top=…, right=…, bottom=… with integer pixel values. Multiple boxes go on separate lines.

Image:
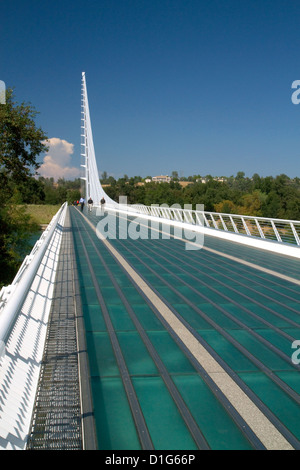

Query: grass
left=24, top=204, right=62, bottom=225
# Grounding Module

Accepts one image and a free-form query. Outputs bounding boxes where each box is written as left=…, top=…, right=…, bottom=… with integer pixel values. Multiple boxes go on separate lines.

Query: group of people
left=77, top=196, right=106, bottom=212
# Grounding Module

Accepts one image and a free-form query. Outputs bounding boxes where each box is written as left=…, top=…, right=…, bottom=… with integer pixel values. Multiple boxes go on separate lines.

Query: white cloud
left=39, top=137, right=80, bottom=180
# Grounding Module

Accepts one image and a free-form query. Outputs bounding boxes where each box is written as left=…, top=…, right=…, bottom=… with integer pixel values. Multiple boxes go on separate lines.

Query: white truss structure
left=81, top=72, right=116, bottom=206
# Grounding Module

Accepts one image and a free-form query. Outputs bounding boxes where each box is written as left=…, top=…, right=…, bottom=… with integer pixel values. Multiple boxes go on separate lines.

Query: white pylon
left=81, top=72, right=117, bottom=205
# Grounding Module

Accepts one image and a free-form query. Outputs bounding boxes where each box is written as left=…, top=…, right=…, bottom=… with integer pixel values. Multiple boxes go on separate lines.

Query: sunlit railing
left=117, top=203, right=300, bottom=247
left=0, top=202, right=68, bottom=357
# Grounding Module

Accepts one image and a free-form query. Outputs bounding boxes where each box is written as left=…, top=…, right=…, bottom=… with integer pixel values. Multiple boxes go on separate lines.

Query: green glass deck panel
left=92, top=376, right=142, bottom=450
left=116, top=331, right=159, bottom=375
left=130, top=304, right=166, bottom=331
left=106, top=304, right=136, bottom=331
left=132, top=376, right=198, bottom=450
left=86, top=332, right=120, bottom=377
left=215, top=303, right=275, bottom=329
left=82, top=304, right=107, bottom=332
left=172, top=375, right=253, bottom=450
left=238, top=371, right=300, bottom=441
left=255, top=328, right=300, bottom=357
left=172, top=303, right=215, bottom=330
left=203, top=236, right=300, bottom=281
left=197, top=330, right=259, bottom=372
left=100, top=286, right=124, bottom=305
left=146, top=331, right=196, bottom=374
left=229, top=330, right=296, bottom=372
left=81, top=286, right=100, bottom=305
left=276, top=371, right=300, bottom=395
left=69, top=207, right=300, bottom=449
left=194, top=303, right=242, bottom=329
left=224, top=302, right=300, bottom=329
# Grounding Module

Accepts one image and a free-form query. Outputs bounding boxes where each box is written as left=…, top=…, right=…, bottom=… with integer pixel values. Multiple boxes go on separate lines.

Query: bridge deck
left=66, top=206, right=300, bottom=449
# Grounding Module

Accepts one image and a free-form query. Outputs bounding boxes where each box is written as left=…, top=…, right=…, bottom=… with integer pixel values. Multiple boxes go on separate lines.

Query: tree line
left=9, top=171, right=300, bottom=221
left=103, top=172, right=300, bottom=221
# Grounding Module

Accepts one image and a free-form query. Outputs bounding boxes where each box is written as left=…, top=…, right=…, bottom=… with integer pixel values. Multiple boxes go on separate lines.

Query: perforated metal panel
left=26, top=217, right=83, bottom=450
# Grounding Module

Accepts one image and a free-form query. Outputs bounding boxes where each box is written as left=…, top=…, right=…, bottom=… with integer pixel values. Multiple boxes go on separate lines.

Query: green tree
left=0, top=203, right=39, bottom=287
left=101, top=171, right=108, bottom=183
left=0, top=88, right=48, bottom=286
left=66, top=189, right=81, bottom=205
left=237, top=190, right=267, bottom=216
left=0, top=88, right=48, bottom=187
left=214, top=200, right=237, bottom=214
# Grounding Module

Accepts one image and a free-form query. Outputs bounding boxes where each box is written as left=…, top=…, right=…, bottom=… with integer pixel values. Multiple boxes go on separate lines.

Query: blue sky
left=2, top=0, right=300, bottom=179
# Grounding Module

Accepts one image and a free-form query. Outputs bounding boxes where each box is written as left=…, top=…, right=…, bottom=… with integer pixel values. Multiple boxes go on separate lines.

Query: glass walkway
left=69, top=205, right=300, bottom=450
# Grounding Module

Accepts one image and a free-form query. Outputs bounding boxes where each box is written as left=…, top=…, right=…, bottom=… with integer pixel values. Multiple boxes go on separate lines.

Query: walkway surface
left=26, top=209, right=83, bottom=450
left=68, top=205, right=300, bottom=450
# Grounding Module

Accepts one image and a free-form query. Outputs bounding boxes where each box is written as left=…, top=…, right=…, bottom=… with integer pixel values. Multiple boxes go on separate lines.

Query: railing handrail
left=106, top=202, right=300, bottom=247
left=0, top=202, right=68, bottom=358
left=130, top=203, right=300, bottom=225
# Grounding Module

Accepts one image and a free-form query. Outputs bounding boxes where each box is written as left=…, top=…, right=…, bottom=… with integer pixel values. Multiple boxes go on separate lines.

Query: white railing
left=116, top=203, right=300, bottom=247
left=0, top=202, right=68, bottom=357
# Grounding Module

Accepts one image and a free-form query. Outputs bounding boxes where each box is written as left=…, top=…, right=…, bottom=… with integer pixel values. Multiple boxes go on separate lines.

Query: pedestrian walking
left=79, top=197, right=85, bottom=211
left=88, top=196, right=93, bottom=212
left=100, top=197, right=105, bottom=212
